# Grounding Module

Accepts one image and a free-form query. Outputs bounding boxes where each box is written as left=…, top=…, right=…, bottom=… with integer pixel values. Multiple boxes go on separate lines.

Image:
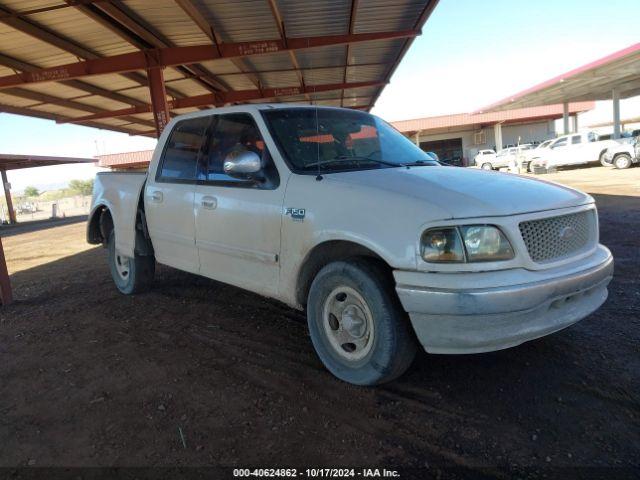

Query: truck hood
left=327, top=166, right=592, bottom=219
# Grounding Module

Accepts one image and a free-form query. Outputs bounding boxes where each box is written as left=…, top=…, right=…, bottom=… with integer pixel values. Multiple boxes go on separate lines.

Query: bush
left=68, top=179, right=94, bottom=196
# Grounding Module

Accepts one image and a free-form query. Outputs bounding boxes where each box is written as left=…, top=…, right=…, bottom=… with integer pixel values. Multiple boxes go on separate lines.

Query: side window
left=204, top=113, right=278, bottom=188
left=571, top=135, right=582, bottom=144
left=158, top=117, right=210, bottom=181
left=552, top=137, right=568, bottom=148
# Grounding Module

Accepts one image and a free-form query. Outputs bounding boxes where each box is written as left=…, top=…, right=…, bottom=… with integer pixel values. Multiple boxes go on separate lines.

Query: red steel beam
left=342, top=0, right=359, bottom=107
left=0, top=235, right=12, bottom=306
left=0, top=31, right=418, bottom=90
left=60, top=80, right=385, bottom=124
left=0, top=3, right=161, bottom=98
left=1, top=169, right=16, bottom=225
left=147, top=68, right=170, bottom=136
left=174, top=0, right=262, bottom=89
left=266, top=0, right=308, bottom=101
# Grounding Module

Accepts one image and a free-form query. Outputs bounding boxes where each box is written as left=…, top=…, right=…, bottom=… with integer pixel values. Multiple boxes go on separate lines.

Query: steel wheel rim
left=322, top=286, right=374, bottom=362
left=114, top=251, right=131, bottom=280
left=616, top=156, right=630, bottom=169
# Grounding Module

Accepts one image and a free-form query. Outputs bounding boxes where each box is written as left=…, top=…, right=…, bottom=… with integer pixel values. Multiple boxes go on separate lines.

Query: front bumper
left=395, top=245, right=613, bottom=354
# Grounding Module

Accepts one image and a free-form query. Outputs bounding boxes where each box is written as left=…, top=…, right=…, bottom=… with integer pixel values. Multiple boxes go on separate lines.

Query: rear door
left=144, top=116, right=211, bottom=274
left=194, top=112, right=285, bottom=297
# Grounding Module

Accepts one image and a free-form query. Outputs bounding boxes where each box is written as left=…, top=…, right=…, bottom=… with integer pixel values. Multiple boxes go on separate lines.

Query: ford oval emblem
left=559, top=226, right=576, bottom=241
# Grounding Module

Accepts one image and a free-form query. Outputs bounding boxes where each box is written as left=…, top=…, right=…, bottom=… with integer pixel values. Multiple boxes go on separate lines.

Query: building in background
left=391, top=102, right=593, bottom=166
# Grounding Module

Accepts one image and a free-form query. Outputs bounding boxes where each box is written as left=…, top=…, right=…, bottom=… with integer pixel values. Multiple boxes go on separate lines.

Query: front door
left=194, top=112, right=285, bottom=297
left=547, top=136, right=569, bottom=166
left=144, top=116, right=211, bottom=274
left=567, top=134, right=587, bottom=164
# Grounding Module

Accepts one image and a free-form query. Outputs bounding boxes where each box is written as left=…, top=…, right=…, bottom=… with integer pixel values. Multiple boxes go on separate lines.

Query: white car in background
left=478, top=145, right=534, bottom=171
left=474, top=149, right=496, bottom=168
left=529, top=132, right=618, bottom=170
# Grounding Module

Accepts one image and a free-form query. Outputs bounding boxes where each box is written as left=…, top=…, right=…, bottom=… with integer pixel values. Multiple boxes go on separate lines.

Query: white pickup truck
left=88, top=104, right=613, bottom=386
left=529, top=132, right=618, bottom=170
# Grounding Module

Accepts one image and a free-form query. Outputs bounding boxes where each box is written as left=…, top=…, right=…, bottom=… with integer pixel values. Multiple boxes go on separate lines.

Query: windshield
left=537, top=140, right=552, bottom=149
left=262, top=108, right=438, bottom=173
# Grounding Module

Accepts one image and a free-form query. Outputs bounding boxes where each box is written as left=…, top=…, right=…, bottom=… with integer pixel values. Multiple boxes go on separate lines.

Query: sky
left=1, top=0, right=639, bottom=192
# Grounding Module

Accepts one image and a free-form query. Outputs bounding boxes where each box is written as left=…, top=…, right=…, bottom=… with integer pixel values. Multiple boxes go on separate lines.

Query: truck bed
left=90, top=171, right=148, bottom=257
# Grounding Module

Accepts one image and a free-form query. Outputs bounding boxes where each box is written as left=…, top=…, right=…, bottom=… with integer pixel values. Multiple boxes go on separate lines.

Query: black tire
left=599, top=151, right=609, bottom=167
left=613, top=153, right=632, bottom=170
left=481, top=162, right=493, bottom=171
left=307, top=259, right=417, bottom=386
left=107, top=231, right=155, bottom=295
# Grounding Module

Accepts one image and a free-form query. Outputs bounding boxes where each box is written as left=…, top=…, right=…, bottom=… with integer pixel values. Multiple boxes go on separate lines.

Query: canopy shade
left=0, top=154, right=94, bottom=171
left=478, top=43, right=640, bottom=112
left=0, top=0, right=439, bottom=137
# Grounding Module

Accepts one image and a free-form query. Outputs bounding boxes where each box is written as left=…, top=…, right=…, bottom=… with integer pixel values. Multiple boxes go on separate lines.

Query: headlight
left=421, top=226, right=514, bottom=263
left=459, top=226, right=514, bottom=261
left=420, top=227, right=465, bottom=262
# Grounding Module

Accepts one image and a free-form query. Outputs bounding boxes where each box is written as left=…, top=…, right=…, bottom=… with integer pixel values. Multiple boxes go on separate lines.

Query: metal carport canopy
left=0, top=0, right=440, bottom=138
left=477, top=42, right=640, bottom=111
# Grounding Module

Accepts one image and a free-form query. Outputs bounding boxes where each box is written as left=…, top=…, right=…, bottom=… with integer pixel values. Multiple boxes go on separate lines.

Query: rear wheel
left=108, top=231, right=155, bottom=294
left=481, top=162, right=493, bottom=170
left=307, top=259, right=417, bottom=386
left=599, top=151, right=610, bottom=166
left=614, top=153, right=632, bottom=170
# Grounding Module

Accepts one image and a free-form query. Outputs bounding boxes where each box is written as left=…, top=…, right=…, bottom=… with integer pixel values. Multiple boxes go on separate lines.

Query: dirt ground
left=0, top=165, right=638, bottom=477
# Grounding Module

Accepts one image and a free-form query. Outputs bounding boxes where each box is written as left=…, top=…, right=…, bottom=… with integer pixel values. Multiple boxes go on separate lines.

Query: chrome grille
left=519, top=211, right=593, bottom=262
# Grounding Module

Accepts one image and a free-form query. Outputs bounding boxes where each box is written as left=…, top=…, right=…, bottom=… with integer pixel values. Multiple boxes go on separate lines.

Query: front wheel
left=614, top=154, right=632, bottom=170
left=481, top=162, right=493, bottom=170
left=108, top=231, right=155, bottom=294
left=307, top=260, right=417, bottom=385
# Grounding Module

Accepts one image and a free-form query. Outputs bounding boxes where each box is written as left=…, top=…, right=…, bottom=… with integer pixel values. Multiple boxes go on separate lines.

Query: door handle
left=201, top=196, right=217, bottom=210
left=150, top=191, right=163, bottom=203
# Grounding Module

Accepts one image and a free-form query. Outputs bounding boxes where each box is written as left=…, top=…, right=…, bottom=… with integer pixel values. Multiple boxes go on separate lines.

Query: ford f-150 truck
left=88, top=104, right=614, bottom=386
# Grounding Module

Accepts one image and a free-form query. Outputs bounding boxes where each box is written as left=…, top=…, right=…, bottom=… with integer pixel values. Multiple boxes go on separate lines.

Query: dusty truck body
left=88, top=104, right=613, bottom=385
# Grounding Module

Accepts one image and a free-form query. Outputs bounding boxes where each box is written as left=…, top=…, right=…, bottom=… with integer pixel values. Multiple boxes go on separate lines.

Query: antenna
left=307, top=37, right=322, bottom=181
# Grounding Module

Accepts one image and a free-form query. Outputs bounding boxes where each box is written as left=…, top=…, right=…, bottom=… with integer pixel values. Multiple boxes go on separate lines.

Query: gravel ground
left=0, top=166, right=638, bottom=478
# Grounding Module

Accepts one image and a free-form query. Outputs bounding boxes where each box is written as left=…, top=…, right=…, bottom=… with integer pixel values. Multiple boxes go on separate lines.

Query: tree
left=24, top=186, right=39, bottom=197
left=68, top=179, right=94, bottom=196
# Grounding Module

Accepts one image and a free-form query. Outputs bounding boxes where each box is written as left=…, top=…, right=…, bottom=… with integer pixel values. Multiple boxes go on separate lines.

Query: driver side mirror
left=223, top=150, right=263, bottom=180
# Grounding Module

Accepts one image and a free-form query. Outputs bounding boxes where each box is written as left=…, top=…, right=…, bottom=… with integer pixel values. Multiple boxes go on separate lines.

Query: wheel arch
left=295, top=239, right=393, bottom=307
left=86, top=203, right=114, bottom=245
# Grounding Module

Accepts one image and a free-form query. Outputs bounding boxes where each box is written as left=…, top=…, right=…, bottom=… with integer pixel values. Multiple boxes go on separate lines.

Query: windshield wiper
left=402, top=160, right=439, bottom=167
left=305, top=155, right=402, bottom=169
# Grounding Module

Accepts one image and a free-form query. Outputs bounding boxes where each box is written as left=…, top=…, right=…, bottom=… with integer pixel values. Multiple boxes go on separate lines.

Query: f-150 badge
left=284, top=207, right=306, bottom=222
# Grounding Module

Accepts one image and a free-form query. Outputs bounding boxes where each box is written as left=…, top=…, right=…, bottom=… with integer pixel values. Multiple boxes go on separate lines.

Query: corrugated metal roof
left=480, top=42, right=640, bottom=112
left=392, top=102, right=595, bottom=133
left=0, top=0, right=439, bottom=136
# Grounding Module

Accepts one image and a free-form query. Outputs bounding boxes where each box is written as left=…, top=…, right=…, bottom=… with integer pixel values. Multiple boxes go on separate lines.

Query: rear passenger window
left=571, top=135, right=582, bottom=144
left=158, top=117, right=210, bottom=181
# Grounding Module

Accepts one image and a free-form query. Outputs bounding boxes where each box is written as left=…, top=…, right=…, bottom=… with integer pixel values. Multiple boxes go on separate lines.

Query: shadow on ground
left=0, top=194, right=638, bottom=473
